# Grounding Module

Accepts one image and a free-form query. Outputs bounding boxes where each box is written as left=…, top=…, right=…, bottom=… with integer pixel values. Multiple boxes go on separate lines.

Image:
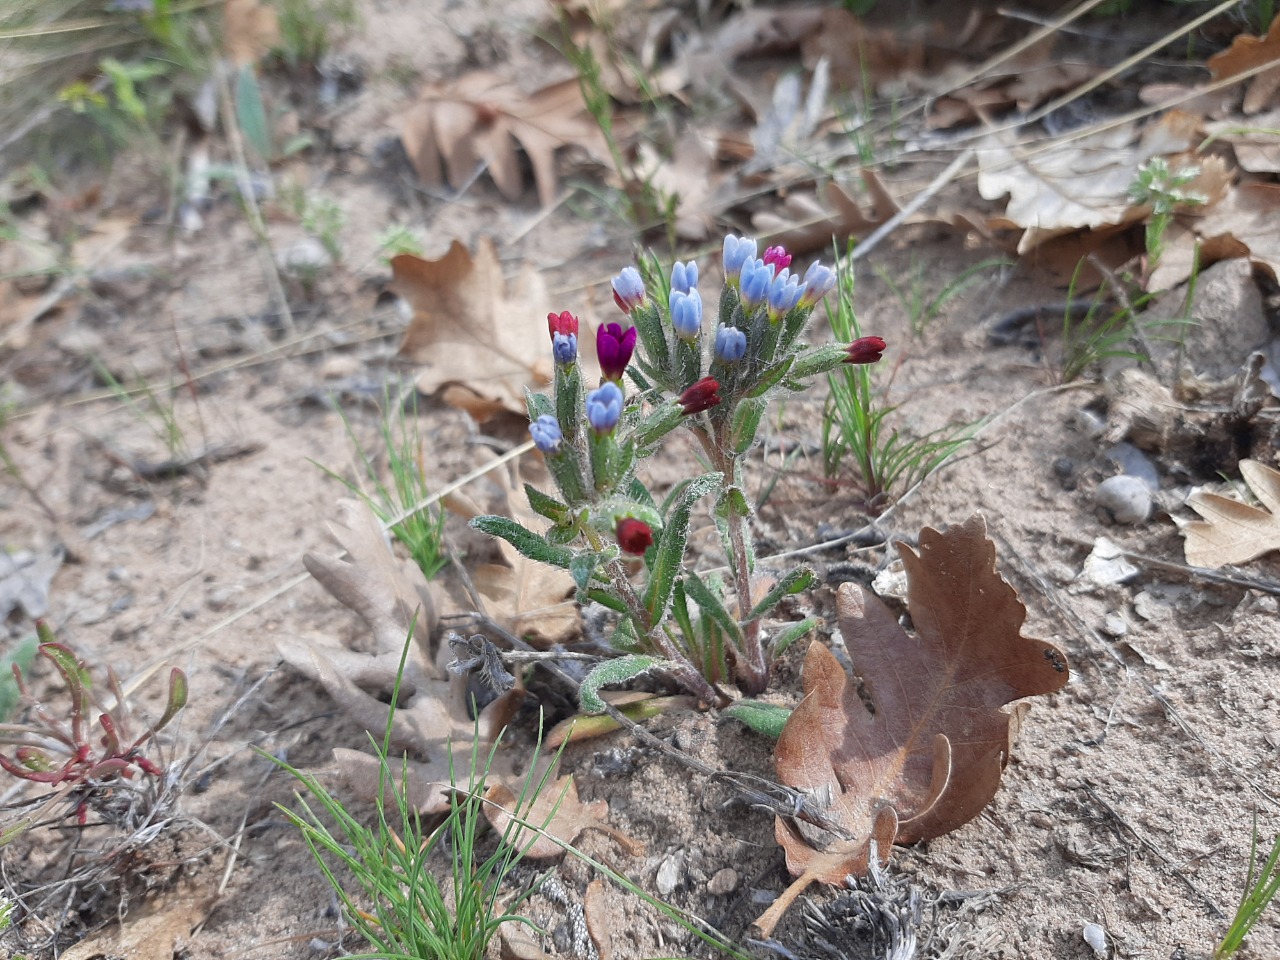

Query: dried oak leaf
left=393, top=237, right=553, bottom=421
left=751, top=173, right=899, bottom=257
left=483, top=775, right=644, bottom=860
left=1207, top=14, right=1280, bottom=115
left=400, top=72, right=607, bottom=207
left=1148, top=181, right=1280, bottom=290
left=277, top=500, right=523, bottom=814
left=757, top=515, right=1068, bottom=937
left=1183, top=459, right=1280, bottom=567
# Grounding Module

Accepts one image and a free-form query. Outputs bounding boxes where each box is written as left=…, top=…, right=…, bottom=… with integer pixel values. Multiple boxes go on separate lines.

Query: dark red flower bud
left=616, top=517, right=654, bottom=556
left=547, top=311, right=579, bottom=340
left=678, top=376, right=722, bottom=415
left=845, top=336, right=886, bottom=364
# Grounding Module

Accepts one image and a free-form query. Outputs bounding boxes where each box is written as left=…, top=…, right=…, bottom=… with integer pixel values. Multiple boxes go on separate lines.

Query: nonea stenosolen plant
left=472, top=236, right=885, bottom=707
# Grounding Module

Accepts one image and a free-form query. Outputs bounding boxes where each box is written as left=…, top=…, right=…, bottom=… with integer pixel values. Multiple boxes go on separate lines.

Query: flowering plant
left=472, top=236, right=884, bottom=708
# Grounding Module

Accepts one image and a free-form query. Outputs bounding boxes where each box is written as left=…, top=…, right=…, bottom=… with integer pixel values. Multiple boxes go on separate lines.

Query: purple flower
left=763, top=245, right=792, bottom=271
left=586, top=381, right=624, bottom=433
left=670, top=288, right=703, bottom=341
left=723, top=235, right=757, bottom=285
left=739, top=258, right=773, bottom=310
left=714, top=324, right=747, bottom=363
left=799, top=261, right=837, bottom=307
left=597, top=323, right=637, bottom=382
left=671, top=260, right=698, bottom=295
left=611, top=267, right=646, bottom=314
left=529, top=415, right=563, bottom=453
left=766, top=268, right=802, bottom=321
left=552, top=332, right=578, bottom=364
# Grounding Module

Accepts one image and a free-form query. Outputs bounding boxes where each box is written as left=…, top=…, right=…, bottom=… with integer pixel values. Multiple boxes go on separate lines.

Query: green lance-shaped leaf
left=235, top=65, right=271, bottom=161
left=555, top=363, right=582, bottom=440
left=770, top=616, right=819, bottom=656
left=748, top=566, right=817, bottom=621
left=470, top=515, right=575, bottom=570
left=676, top=337, right=702, bottom=391
left=731, top=397, right=767, bottom=455
left=670, top=580, right=696, bottom=653
left=631, top=300, right=671, bottom=380
left=645, top=472, right=722, bottom=625
left=634, top=401, right=684, bottom=452
left=585, top=588, right=628, bottom=613
left=155, top=668, right=188, bottom=732
left=524, top=483, right=570, bottom=524
left=779, top=303, right=815, bottom=353
left=546, top=447, right=589, bottom=506
left=610, top=616, right=643, bottom=652
left=525, top=388, right=554, bottom=422
left=579, top=655, right=673, bottom=713
left=626, top=475, right=658, bottom=512
left=788, top=343, right=848, bottom=382
left=722, top=700, right=792, bottom=738
left=744, top=353, right=796, bottom=400
left=682, top=571, right=745, bottom=648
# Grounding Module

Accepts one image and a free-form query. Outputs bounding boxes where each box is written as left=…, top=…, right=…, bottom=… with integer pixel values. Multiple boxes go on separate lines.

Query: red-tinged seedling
left=0, top=621, right=187, bottom=827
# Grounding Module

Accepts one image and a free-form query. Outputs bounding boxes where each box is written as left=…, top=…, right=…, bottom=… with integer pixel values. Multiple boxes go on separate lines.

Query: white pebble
left=1083, top=921, right=1108, bottom=956
left=1095, top=475, right=1153, bottom=524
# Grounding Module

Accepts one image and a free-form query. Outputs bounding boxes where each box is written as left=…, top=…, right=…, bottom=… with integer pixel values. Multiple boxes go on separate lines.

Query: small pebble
left=277, top=237, right=334, bottom=274
left=656, top=854, right=684, bottom=896
left=707, top=868, right=739, bottom=895
left=1100, top=613, right=1128, bottom=638
left=1095, top=475, right=1153, bottom=525
left=1082, top=921, right=1108, bottom=956
left=1052, top=457, right=1077, bottom=490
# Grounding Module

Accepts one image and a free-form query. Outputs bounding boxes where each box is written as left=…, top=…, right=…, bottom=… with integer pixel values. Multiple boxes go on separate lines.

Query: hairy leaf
left=579, top=655, right=671, bottom=713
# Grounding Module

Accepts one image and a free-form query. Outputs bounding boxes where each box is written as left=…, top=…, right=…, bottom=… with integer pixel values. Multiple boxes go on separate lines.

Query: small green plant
left=298, top=191, right=346, bottom=263
left=0, top=621, right=188, bottom=836
left=319, top=396, right=448, bottom=580
left=272, top=0, right=359, bottom=69
left=823, top=245, right=976, bottom=509
left=375, top=223, right=427, bottom=264
left=472, top=236, right=882, bottom=705
left=1216, top=816, right=1280, bottom=959
left=875, top=256, right=1011, bottom=340
left=92, top=359, right=190, bottom=461
left=1128, top=156, right=1207, bottom=271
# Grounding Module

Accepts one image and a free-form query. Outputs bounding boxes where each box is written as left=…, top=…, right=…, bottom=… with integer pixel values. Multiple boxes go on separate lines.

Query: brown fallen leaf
left=756, top=515, right=1069, bottom=936
left=277, top=499, right=523, bottom=813
left=1183, top=459, right=1280, bottom=567
left=60, top=893, right=211, bottom=960
left=634, top=128, right=721, bottom=240
left=1207, top=14, right=1280, bottom=115
left=223, top=0, right=279, bottom=67
left=483, top=775, right=643, bottom=859
left=751, top=173, right=899, bottom=257
left=1147, top=181, right=1280, bottom=290
left=584, top=877, right=613, bottom=960
left=1205, top=108, right=1280, bottom=173
left=400, top=72, right=607, bottom=207
left=393, top=237, right=553, bottom=421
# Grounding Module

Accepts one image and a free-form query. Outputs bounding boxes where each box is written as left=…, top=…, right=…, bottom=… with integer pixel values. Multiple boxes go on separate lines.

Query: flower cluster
left=482, top=234, right=885, bottom=703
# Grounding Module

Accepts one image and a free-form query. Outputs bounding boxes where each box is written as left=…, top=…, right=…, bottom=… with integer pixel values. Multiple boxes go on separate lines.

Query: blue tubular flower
left=671, top=260, right=698, bottom=295
left=714, top=324, right=747, bottom=364
left=722, top=235, right=757, bottom=286
left=799, top=261, right=837, bottom=307
left=670, top=288, right=703, bottom=341
left=586, top=381, right=624, bottom=433
left=552, top=332, right=578, bottom=365
left=529, top=415, right=563, bottom=453
left=766, top=268, right=803, bottom=321
left=611, top=267, right=646, bottom=313
left=739, top=258, right=773, bottom=310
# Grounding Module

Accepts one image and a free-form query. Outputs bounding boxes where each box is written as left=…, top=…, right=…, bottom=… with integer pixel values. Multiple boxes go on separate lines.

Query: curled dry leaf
left=756, top=515, right=1069, bottom=937
left=483, top=775, right=643, bottom=860
left=1183, top=459, right=1280, bottom=568
left=400, top=72, right=607, bottom=207
left=1207, top=14, right=1280, bottom=115
left=393, top=237, right=553, bottom=421
left=277, top=499, right=523, bottom=813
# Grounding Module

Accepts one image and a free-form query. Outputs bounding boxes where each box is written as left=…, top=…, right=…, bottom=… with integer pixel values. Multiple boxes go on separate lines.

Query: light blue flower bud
left=714, top=324, right=747, bottom=364
left=739, top=258, right=773, bottom=310
left=800, top=261, right=837, bottom=307
left=552, top=332, right=578, bottom=364
left=529, top=415, right=563, bottom=453
left=671, top=260, right=699, bottom=295
left=670, top=288, right=703, bottom=341
left=766, top=268, right=803, bottom=321
left=586, top=381, right=624, bottom=433
left=722, top=235, right=757, bottom=283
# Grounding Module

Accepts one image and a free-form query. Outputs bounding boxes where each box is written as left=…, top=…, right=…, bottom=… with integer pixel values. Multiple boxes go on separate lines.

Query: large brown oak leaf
left=757, top=514, right=1069, bottom=936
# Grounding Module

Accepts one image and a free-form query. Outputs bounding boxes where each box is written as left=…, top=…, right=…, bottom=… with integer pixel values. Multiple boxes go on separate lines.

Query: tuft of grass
left=821, top=243, right=978, bottom=510
left=875, top=256, right=1011, bottom=341
left=91, top=358, right=190, bottom=461
left=318, top=394, right=448, bottom=581
left=272, top=0, right=359, bottom=70
left=1216, top=815, right=1280, bottom=959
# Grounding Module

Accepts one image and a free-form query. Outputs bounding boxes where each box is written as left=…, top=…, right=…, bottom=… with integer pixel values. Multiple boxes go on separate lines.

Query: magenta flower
left=762, top=245, right=792, bottom=271
left=597, top=323, right=637, bottom=382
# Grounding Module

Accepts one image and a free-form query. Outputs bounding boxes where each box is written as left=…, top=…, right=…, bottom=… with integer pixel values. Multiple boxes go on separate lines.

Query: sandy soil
left=1, top=1, right=1278, bottom=958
